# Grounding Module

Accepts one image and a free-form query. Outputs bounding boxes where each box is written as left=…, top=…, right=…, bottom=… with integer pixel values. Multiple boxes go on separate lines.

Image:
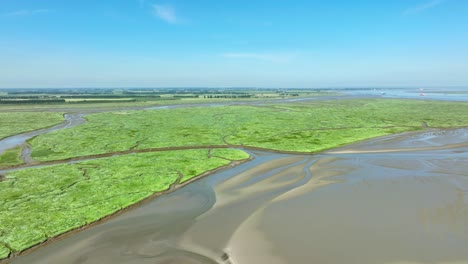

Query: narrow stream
left=0, top=114, right=86, bottom=162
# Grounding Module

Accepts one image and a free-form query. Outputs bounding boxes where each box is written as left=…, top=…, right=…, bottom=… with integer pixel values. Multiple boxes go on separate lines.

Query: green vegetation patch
left=210, top=148, right=251, bottom=160
left=30, top=99, right=468, bottom=161
left=0, top=149, right=246, bottom=255
left=0, top=147, right=23, bottom=168
left=0, top=244, right=9, bottom=259
left=0, top=112, right=64, bottom=140
left=31, top=107, right=230, bottom=160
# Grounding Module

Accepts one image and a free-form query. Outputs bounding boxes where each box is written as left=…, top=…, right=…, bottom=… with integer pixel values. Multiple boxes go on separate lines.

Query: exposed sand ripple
left=11, top=128, right=468, bottom=264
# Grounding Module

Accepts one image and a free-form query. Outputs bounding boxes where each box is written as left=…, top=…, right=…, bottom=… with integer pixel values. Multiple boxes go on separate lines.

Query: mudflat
left=12, top=128, right=468, bottom=264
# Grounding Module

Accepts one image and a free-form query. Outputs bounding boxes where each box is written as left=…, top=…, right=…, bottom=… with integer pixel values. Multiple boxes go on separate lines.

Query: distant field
left=64, top=98, right=137, bottom=102
left=0, top=88, right=339, bottom=108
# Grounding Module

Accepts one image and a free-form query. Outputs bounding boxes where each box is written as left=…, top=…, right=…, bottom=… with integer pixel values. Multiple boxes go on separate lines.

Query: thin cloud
left=153, top=4, right=178, bottom=24
left=222, top=52, right=296, bottom=63
left=403, top=0, right=445, bottom=15
left=3, top=9, right=50, bottom=16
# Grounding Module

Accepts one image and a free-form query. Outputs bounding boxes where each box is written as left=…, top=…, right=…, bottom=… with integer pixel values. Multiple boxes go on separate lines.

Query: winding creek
left=1, top=95, right=468, bottom=264
left=0, top=114, right=86, bottom=165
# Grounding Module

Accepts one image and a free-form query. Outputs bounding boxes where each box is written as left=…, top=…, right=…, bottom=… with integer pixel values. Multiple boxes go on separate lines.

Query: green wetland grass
left=0, top=112, right=64, bottom=140
left=0, top=245, right=8, bottom=260
left=0, top=147, right=23, bottom=168
left=30, top=99, right=468, bottom=161
left=0, top=149, right=248, bottom=257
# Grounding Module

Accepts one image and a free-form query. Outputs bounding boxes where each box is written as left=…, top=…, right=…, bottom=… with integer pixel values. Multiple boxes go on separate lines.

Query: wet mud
left=10, top=128, right=468, bottom=264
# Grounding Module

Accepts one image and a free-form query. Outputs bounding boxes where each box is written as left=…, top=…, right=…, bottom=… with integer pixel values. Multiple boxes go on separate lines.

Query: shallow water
left=345, top=87, right=468, bottom=102
left=11, top=128, right=468, bottom=264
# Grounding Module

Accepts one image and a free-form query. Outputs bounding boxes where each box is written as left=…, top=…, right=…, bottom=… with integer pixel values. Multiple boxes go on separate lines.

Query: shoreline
left=3, top=125, right=467, bottom=173
left=0, top=155, right=254, bottom=263
left=2, top=126, right=468, bottom=262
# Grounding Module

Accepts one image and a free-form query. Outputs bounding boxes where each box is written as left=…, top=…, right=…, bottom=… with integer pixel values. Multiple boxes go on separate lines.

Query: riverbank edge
left=0, top=128, right=436, bottom=262
left=2, top=126, right=466, bottom=262
left=0, top=114, right=66, bottom=143
left=3, top=125, right=465, bottom=172
left=0, top=155, right=254, bottom=263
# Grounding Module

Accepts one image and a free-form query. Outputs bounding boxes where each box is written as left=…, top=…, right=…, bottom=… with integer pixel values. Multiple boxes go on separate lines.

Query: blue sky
left=1, top=0, right=467, bottom=88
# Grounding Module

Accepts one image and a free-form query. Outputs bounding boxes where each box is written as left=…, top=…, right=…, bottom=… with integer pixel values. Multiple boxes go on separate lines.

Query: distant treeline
left=67, top=99, right=137, bottom=104
left=0, top=98, right=138, bottom=104
left=0, top=95, right=162, bottom=99
left=173, top=95, right=199, bottom=98
left=279, top=93, right=300, bottom=96
left=5, top=90, right=113, bottom=95
left=0, top=96, right=59, bottom=99
left=123, top=90, right=253, bottom=95
left=0, top=99, right=66, bottom=104
left=60, top=95, right=161, bottom=99
left=204, top=95, right=252, bottom=98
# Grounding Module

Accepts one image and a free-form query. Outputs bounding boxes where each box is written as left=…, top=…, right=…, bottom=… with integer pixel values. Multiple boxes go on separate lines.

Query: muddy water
left=11, top=128, right=468, bottom=264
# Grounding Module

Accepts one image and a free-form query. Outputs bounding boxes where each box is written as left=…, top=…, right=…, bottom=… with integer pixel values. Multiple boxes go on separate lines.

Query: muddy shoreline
left=8, top=126, right=466, bottom=264
left=2, top=126, right=466, bottom=172
left=1, top=127, right=467, bottom=263
left=0, top=156, right=253, bottom=263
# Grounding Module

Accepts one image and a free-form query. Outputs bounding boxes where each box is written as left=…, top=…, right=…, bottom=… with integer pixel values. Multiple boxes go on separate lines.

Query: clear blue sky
left=1, top=0, right=467, bottom=88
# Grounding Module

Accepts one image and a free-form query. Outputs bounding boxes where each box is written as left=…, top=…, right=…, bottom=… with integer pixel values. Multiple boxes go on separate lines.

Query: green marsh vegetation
left=0, top=147, right=23, bottom=168
left=0, top=245, right=9, bottom=260
left=0, top=112, right=64, bottom=140
left=0, top=149, right=248, bottom=258
left=30, top=99, right=468, bottom=161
